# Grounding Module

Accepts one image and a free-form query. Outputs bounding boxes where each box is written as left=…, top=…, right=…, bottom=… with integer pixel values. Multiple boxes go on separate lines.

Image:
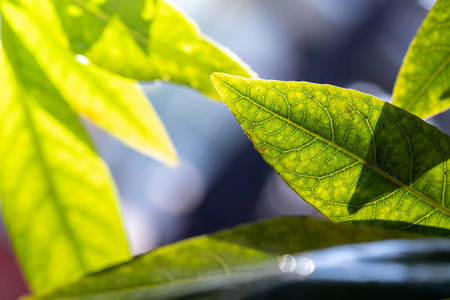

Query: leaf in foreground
left=212, top=74, right=450, bottom=236
left=2, top=1, right=178, bottom=166
left=20, top=0, right=255, bottom=100
left=28, top=217, right=417, bottom=299
left=0, top=23, right=130, bottom=291
left=392, top=0, right=450, bottom=119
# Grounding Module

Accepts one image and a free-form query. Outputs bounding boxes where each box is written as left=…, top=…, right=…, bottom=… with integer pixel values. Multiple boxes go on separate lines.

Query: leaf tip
left=210, top=73, right=232, bottom=99
left=210, top=72, right=225, bottom=85
left=148, top=144, right=180, bottom=168
left=164, top=150, right=180, bottom=168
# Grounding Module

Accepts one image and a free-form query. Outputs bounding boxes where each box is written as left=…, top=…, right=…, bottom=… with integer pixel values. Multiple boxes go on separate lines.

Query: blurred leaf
left=212, top=74, right=450, bottom=236
left=393, top=0, right=450, bottom=119
left=0, top=21, right=130, bottom=292
left=22, top=0, right=255, bottom=100
left=28, top=217, right=417, bottom=299
left=2, top=1, right=178, bottom=165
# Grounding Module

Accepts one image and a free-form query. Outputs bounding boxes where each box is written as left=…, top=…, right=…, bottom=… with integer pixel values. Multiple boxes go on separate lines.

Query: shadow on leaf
left=347, top=101, right=449, bottom=235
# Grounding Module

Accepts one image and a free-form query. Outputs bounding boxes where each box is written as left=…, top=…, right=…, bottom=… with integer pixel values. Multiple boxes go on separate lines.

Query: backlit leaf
left=0, top=21, right=130, bottom=292
left=212, top=74, right=450, bottom=236
left=24, top=0, right=255, bottom=100
left=28, top=217, right=417, bottom=299
left=393, top=0, right=450, bottom=119
left=2, top=1, right=178, bottom=165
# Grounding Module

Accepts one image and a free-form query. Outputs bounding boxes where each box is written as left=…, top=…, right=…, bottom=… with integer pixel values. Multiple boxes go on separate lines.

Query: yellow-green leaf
left=2, top=1, right=178, bottom=166
left=0, top=22, right=130, bottom=292
left=393, top=0, right=450, bottom=119
left=212, top=74, right=450, bottom=236
left=21, top=0, right=255, bottom=100
left=28, top=217, right=418, bottom=299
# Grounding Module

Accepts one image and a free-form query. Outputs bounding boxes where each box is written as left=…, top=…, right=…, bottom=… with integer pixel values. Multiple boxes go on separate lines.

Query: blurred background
left=1, top=0, right=446, bottom=298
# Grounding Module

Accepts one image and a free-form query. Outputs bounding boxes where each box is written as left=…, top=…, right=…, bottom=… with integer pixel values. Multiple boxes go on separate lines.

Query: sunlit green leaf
left=212, top=73, right=450, bottom=236
left=0, top=21, right=130, bottom=292
left=1, top=1, right=178, bottom=165
left=28, top=216, right=417, bottom=299
left=393, top=0, right=450, bottom=119
left=18, top=0, right=255, bottom=100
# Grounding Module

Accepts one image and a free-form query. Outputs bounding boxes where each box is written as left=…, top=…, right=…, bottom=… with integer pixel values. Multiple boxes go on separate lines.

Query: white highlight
left=296, top=256, right=315, bottom=276
left=278, top=255, right=297, bottom=273
left=75, top=54, right=90, bottom=65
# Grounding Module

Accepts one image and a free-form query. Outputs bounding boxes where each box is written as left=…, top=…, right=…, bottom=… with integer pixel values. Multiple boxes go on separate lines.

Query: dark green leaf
left=28, top=217, right=417, bottom=299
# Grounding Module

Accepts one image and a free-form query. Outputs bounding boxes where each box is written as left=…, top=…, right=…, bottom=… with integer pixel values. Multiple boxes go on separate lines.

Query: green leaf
left=28, top=217, right=417, bottom=299
left=0, top=21, right=130, bottom=292
left=20, top=0, right=255, bottom=100
left=1, top=1, right=178, bottom=165
left=392, top=0, right=450, bottom=119
left=212, top=73, right=450, bottom=236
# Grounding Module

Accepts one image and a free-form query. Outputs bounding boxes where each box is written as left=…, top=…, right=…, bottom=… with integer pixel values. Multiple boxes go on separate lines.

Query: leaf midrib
left=217, top=76, right=450, bottom=217
left=400, top=51, right=450, bottom=113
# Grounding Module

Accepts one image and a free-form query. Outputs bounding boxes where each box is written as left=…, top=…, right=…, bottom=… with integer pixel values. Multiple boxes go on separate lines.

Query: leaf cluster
left=1, top=0, right=450, bottom=299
